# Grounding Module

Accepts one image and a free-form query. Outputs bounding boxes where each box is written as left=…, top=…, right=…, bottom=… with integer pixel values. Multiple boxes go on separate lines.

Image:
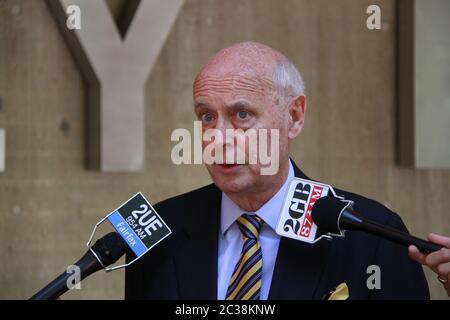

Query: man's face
left=193, top=71, right=291, bottom=195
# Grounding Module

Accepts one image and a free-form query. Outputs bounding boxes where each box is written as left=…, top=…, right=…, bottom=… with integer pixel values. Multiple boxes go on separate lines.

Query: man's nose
left=214, top=117, right=234, bottom=138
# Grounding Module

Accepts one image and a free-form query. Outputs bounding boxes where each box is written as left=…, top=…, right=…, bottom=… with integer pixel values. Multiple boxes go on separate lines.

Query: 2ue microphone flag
left=107, top=193, right=171, bottom=257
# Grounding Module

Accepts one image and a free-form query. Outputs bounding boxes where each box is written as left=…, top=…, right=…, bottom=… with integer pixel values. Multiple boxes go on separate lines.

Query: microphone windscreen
left=91, top=232, right=128, bottom=267
left=311, top=196, right=348, bottom=234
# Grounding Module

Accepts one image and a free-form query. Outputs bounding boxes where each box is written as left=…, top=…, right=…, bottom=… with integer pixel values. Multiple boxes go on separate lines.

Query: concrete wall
left=398, top=0, right=450, bottom=168
left=0, top=0, right=449, bottom=299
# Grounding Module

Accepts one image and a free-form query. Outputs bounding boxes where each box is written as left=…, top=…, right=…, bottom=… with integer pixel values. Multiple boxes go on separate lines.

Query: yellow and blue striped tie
left=226, top=214, right=263, bottom=300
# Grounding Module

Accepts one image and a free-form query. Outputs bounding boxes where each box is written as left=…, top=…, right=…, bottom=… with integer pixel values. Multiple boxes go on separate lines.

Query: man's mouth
left=215, top=163, right=243, bottom=172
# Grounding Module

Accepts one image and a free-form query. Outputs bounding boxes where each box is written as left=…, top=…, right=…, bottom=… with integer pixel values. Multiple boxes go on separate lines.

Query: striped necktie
left=226, top=214, right=263, bottom=300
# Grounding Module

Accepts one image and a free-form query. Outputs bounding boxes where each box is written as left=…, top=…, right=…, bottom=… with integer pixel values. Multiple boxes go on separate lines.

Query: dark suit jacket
left=125, top=162, right=430, bottom=300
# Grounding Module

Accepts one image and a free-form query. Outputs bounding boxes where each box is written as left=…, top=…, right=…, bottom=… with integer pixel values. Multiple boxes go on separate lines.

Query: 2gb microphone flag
left=107, top=193, right=171, bottom=257
left=276, top=178, right=348, bottom=244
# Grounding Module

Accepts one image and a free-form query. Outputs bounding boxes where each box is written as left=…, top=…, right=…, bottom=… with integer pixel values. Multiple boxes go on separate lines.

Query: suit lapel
left=173, top=185, right=222, bottom=299
left=268, top=161, right=333, bottom=299
left=268, top=236, right=332, bottom=299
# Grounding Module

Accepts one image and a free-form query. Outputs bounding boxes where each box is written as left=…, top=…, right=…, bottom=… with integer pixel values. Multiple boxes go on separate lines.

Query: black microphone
left=30, top=232, right=128, bottom=300
left=311, top=196, right=442, bottom=254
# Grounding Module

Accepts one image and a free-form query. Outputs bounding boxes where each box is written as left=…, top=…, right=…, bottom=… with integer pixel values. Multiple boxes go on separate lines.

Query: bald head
left=196, top=42, right=282, bottom=81
left=194, top=42, right=304, bottom=105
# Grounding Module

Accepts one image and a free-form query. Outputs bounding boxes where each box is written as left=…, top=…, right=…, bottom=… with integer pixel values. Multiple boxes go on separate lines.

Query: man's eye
left=201, top=113, right=214, bottom=123
left=237, top=111, right=249, bottom=119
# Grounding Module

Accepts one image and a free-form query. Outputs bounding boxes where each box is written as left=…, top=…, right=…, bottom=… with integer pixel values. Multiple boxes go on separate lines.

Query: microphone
left=30, top=232, right=128, bottom=300
left=311, top=195, right=442, bottom=254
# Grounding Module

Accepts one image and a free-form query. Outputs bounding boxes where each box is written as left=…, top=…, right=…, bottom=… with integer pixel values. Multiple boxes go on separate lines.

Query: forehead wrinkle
left=194, top=75, right=273, bottom=98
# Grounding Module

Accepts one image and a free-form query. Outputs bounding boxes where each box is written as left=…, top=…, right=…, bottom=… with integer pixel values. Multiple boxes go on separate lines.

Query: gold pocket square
left=323, top=283, right=349, bottom=300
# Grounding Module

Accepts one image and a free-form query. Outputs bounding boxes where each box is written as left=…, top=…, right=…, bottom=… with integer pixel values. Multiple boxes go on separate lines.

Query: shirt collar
left=220, top=160, right=295, bottom=235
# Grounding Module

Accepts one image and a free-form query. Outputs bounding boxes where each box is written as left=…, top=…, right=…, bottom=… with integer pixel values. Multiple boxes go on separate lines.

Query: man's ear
left=288, top=95, right=307, bottom=139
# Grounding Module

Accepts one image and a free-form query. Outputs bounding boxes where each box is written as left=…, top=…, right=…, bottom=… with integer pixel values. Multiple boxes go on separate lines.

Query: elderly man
left=125, top=42, right=429, bottom=300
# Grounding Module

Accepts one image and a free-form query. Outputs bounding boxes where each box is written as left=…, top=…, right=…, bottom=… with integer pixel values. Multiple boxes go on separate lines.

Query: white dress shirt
left=217, top=161, right=295, bottom=300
